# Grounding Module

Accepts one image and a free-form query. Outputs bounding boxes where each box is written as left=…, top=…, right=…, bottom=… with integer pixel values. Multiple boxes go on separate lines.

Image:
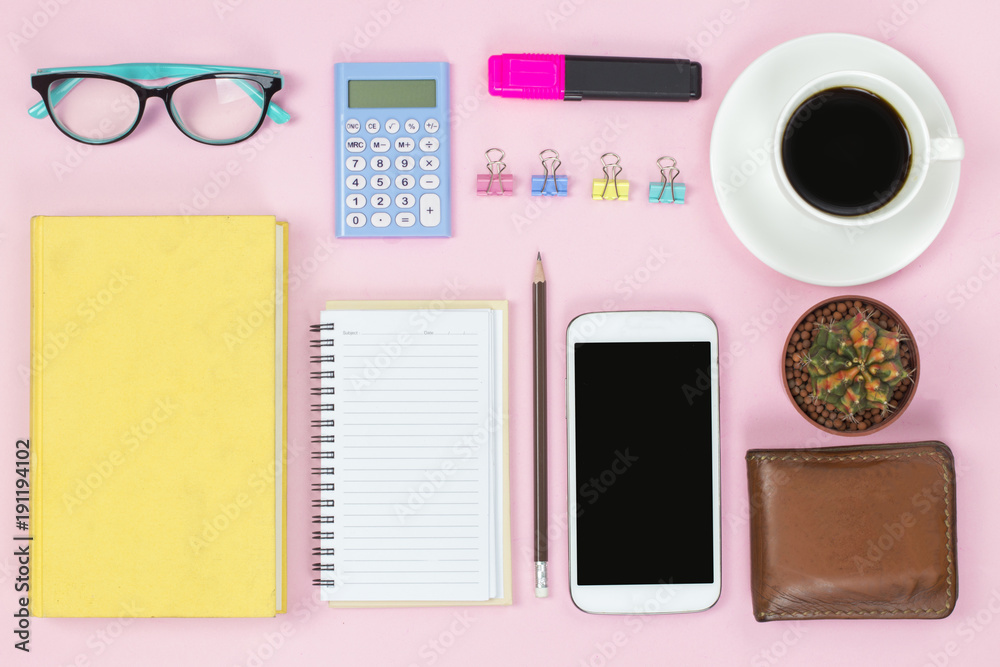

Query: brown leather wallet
left=745, top=441, right=957, bottom=621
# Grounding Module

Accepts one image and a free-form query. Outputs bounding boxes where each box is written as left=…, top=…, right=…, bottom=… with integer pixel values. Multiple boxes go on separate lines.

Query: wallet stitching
left=749, top=450, right=955, bottom=618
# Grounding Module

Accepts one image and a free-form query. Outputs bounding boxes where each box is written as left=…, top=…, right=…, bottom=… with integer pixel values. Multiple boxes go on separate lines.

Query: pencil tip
left=536, top=251, right=541, bottom=260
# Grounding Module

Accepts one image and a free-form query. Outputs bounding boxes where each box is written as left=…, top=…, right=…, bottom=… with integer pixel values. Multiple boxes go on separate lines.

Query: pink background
left=3, top=0, right=999, bottom=665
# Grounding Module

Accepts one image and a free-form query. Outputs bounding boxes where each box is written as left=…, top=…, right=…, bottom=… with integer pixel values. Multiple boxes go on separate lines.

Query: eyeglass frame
left=29, top=63, right=290, bottom=146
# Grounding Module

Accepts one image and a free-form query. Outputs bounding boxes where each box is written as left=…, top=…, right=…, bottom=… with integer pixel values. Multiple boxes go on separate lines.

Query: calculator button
left=395, top=174, right=415, bottom=189
left=346, top=213, right=366, bottom=228
left=370, top=174, right=391, bottom=190
left=420, top=156, right=440, bottom=171
left=424, top=118, right=440, bottom=133
left=365, top=119, right=380, bottom=133
left=345, top=175, right=367, bottom=190
left=404, top=119, right=419, bottom=134
left=394, top=137, right=415, bottom=152
left=345, top=137, right=366, bottom=153
left=346, top=194, right=367, bottom=209
left=419, top=137, right=440, bottom=152
left=419, top=194, right=441, bottom=227
left=371, top=193, right=392, bottom=209
left=395, top=193, right=415, bottom=208
left=419, top=174, right=440, bottom=189
left=370, top=137, right=391, bottom=153
left=345, top=119, right=361, bottom=134
left=345, top=156, right=366, bottom=171
left=385, top=119, right=400, bottom=134
left=371, top=156, right=391, bottom=171
left=395, top=212, right=416, bottom=227
left=371, top=212, right=391, bottom=228
left=395, top=155, right=414, bottom=171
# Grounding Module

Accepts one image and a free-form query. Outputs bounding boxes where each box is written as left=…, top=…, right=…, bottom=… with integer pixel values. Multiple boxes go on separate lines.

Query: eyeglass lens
left=170, top=78, right=266, bottom=143
left=47, top=76, right=267, bottom=144
left=48, top=78, right=140, bottom=143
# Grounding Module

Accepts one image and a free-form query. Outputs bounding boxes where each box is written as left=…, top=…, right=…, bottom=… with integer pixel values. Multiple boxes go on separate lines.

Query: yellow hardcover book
left=30, top=215, right=287, bottom=617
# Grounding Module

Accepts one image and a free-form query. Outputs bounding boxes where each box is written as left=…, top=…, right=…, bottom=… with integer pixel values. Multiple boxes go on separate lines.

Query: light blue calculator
left=334, top=62, right=451, bottom=238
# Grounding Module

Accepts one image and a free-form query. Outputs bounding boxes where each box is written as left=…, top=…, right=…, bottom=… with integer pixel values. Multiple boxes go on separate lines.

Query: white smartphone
left=566, top=311, right=721, bottom=614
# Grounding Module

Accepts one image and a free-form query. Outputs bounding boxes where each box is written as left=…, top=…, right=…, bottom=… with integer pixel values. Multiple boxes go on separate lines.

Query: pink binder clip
left=477, top=147, right=513, bottom=196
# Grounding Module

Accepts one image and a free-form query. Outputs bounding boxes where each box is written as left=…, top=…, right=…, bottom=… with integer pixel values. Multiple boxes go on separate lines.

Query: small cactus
left=803, top=311, right=913, bottom=419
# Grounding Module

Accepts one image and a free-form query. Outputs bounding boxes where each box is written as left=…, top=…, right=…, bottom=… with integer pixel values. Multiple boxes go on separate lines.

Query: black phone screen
left=573, top=341, right=715, bottom=585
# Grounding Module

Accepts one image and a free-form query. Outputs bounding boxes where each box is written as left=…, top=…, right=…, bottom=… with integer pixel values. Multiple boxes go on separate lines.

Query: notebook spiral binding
left=311, top=321, right=336, bottom=587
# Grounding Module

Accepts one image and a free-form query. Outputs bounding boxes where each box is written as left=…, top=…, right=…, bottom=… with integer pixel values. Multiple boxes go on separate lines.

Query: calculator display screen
left=348, top=80, right=436, bottom=108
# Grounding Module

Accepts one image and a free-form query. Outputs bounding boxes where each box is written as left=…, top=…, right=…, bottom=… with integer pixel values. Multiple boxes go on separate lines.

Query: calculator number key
left=395, top=174, right=415, bottom=189
left=345, top=156, right=366, bottom=171
left=371, top=156, right=391, bottom=171
left=419, top=137, right=439, bottom=152
left=395, top=193, right=415, bottom=209
left=420, top=156, right=440, bottom=171
left=371, top=193, right=392, bottom=209
left=370, top=174, right=391, bottom=190
left=345, top=175, right=367, bottom=190
left=346, top=194, right=367, bottom=209
left=346, top=213, right=367, bottom=227
left=395, top=155, right=415, bottom=171
left=394, top=137, right=415, bottom=153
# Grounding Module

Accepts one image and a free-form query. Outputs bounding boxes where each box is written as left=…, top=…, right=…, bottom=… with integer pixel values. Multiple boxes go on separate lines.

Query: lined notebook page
left=318, top=308, right=501, bottom=602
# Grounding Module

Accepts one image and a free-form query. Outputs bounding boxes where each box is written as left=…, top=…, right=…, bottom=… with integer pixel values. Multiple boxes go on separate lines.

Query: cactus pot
left=782, top=295, right=920, bottom=436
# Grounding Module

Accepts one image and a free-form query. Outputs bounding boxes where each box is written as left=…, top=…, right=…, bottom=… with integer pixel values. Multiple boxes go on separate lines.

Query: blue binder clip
left=648, top=156, right=685, bottom=204
left=531, top=149, right=567, bottom=196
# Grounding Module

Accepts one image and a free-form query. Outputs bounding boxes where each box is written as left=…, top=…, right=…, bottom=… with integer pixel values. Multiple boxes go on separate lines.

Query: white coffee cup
left=772, top=71, right=964, bottom=227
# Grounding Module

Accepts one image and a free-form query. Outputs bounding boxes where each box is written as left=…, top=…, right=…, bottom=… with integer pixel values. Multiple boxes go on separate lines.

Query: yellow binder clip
left=591, top=152, right=629, bottom=200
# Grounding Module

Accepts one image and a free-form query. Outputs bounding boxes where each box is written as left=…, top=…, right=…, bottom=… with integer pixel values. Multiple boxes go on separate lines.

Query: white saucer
left=710, top=33, right=962, bottom=286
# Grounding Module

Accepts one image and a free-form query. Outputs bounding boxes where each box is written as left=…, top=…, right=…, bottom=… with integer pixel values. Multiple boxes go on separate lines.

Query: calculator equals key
left=335, top=62, right=451, bottom=238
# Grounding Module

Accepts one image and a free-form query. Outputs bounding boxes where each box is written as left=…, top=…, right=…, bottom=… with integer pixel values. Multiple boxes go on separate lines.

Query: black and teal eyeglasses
left=29, top=63, right=290, bottom=145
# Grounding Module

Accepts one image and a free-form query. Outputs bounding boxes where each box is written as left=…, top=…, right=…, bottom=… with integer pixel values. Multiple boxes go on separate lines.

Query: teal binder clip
left=531, top=149, right=567, bottom=196
left=648, top=156, right=685, bottom=203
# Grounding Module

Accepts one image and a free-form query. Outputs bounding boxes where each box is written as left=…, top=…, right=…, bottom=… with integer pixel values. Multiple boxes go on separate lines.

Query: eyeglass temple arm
left=28, top=63, right=290, bottom=123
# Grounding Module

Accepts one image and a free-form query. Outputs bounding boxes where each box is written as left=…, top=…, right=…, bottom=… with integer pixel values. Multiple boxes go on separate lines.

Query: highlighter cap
left=488, top=54, right=565, bottom=99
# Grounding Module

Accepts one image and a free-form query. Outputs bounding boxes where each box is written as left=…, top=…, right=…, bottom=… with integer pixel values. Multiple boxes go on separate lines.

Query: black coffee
left=781, top=87, right=911, bottom=216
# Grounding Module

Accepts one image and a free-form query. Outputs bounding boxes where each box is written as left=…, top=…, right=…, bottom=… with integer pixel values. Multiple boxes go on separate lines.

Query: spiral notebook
left=311, top=300, right=510, bottom=607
